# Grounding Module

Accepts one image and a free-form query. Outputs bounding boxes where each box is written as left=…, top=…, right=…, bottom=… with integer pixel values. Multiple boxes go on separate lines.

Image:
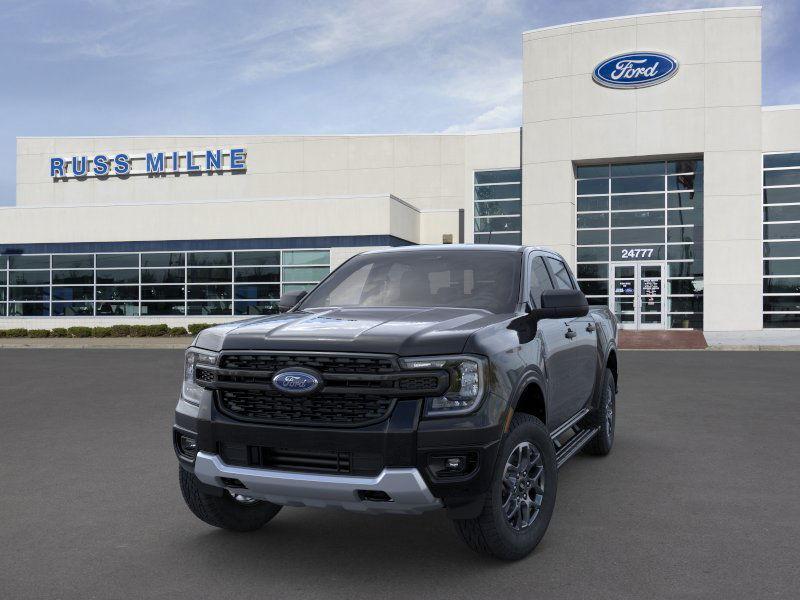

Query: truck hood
left=194, top=307, right=508, bottom=356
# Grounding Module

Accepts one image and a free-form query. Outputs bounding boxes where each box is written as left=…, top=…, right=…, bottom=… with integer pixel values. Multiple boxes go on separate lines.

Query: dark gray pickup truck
left=174, top=245, right=618, bottom=560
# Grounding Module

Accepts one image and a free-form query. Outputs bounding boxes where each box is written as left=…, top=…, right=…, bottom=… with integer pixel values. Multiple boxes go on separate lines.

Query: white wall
left=522, top=7, right=764, bottom=331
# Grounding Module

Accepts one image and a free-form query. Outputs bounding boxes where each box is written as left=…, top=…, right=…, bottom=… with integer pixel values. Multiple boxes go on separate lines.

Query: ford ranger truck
left=174, top=245, right=618, bottom=560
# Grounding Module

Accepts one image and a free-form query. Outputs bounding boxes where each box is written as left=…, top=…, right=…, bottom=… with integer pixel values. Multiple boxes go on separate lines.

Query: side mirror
left=278, top=290, right=308, bottom=313
left=536, top=289, right=589, bottom=318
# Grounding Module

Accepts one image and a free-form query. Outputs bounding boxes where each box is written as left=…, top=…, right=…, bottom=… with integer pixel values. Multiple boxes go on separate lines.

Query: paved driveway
left=1, top=350, right=797, bottom=599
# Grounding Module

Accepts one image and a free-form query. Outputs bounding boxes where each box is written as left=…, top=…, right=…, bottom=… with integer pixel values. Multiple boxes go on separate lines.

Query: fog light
left=444, top=456, right=465, bottom=473
left=178, top=435, right=197, bottom=459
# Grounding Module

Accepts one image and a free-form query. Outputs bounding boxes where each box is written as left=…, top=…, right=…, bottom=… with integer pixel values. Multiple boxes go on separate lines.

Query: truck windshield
left=300, top=250, right=522, bottom=314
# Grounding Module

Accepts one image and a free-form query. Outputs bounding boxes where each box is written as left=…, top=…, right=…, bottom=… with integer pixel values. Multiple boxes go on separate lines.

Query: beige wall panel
left=302, top=137, right=349, bottom=172
left=762, top=109, right=800, bottom=152
left=570, top=113, right=637, bottom=160
left=570, top=25, right=637, bottom=75
left=347, top=136, right=395, bottom=170
left=634, top=108, right=705, bottom=156
left=393, top=136, right=441, bottom=167
left=705, top=106, right=762, bottom=152
left=702, top=283, right=762, bottom=331
left=636, top=17, right=706, bottom=64
left=523, top=33, right=572, bottom=82
left=635, top=64, right=705, bottom=112
left=704, top=16, right=760, bottom=63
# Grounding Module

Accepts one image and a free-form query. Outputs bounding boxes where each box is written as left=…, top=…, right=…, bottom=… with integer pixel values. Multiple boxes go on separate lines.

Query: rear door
left=526, top=254, right=574, bottom=428
left=543, top=256, right=598, bottom=419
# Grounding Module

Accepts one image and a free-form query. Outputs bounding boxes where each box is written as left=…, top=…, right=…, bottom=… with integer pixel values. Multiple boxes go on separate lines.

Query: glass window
left=545, top=257, right=574, bottom=290
left=474, top=170, right=520, bottom=184
left=234, top=266, right=280, bottom=282
left=10, top=287, right=50, bottom=301
left=234, top=251, right=280, bottom=266
left=140, top=302, right=185, bottom=316
left=235, top=301, right=279, bottom=316
left=96, top=302, right=138, bottom=316
left=764, top=153, right=800, bottom=168
left=9, top=255, right=49, bottom=269
left=611, top=211, right=665, bottom=228
left=611, top=162, right=664, bottom=177
left=187, top=285, right=232, bottom=300
left=234, top=284, right=280, bottom=300
left=763, top=187, right=800, bottom=204
left=577, top=179, right=608, bottom=195
left=188, top=251, right=232, bottom=266
left=669, top=314, right=703, bottom=329
left=764, top=241, right=800, bottom=258
left=475, top=200, right=522, bottom=217
left=577, top=264, right=608, bottom=279
left=474, top=216, right=521, bottom=233
left=96, top=254, right=138, bottom=268
left=764, top=223, right=800, bottom=240
left=667, top=227, right=694, bottom=243
left=96, top=286, right=138, bottom=301
left=187, top=267, right=231, bottom=283
left=764, top=259, right=800, bottom=276
left=0, top=255, right=6, bottom=269
left=0, top=272, right=5, bottom=286
left=529, top=256, right=554, bottom=307
left=577, top=230, right=608, bottom=245
left=577, top=197, right=608, bottom=212
left=667, top=160, right=702, bottom=174
left=667, top=245, right=694, bottom=261
left=667, top=174, right=700, bottom=191
left=764, top=278, right=800, bottom=293
left=187, top=302, right=232, bottom=315
left=282, top=250, right=330, bottom=266
left=474, top=184, right=521, bottom=200
left=576, top=165, right=608, bottom=178
left=52, top=302, right=94, bottom=317
left=52, top=286, right=94, bottom=301
left=667, top=209, right=698, bottom=226
left=141, top=285, right=185, bottom=300
left=577, top=247, right=609, bottom=262
left=283, top=283, right=316, bottom=295
left=301, top=249, right=522, bottom=313
left=8, top=302, right=49, bottom=316
left=96, top=269, right=138, bottom=284
left=577, top=213, right=608, bottom=229
left=141, top=268, right=185, bottom=284
left=667, top=192, right=702, bottom=209
left=283, top=266, right=329, bottom=283
left=668, top=279, right=701, bottom=295
left=579, top=280, right=608, bottom=296
left=764, top=205, right=800, bottom=222
left=764, top=314, right=800, bottom=327
left=52, top=254, right=93, bottom=269
left=474, top=232, right=522, bottom=245
left=52, top=270, right=93, bottom=284
left=669, top=297, right=703, bottom=313
left=9, top=271, right=50, bottom=285
left=611, top=228, right=664, bottom=245
left=764, top=170, right=800, bottom=187
left=611, top=176, right=663, bottom=194
left=611, top=194, right=664, bottom=211
left=141, top=253, right=185, bottom=268
left=668, top=262, right=695, bottom=277
left=763, top=297, right=800, bottom=312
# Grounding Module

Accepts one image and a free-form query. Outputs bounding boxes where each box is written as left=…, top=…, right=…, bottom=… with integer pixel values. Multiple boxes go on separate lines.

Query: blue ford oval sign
left=593, top=52, right=678, bottom=89
left=272, top=369, right=321, bottom=395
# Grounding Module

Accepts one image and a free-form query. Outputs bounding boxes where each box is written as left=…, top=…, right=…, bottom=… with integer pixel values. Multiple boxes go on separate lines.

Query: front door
left=611, top=262, right=666, bottom=330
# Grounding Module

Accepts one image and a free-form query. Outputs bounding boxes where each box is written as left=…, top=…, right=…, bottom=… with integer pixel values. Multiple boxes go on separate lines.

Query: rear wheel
left=453, top=414, right=557, bottom=560
left=585, top=368, right=615, bottom=456
left=179, top=468, right=282, bottom=532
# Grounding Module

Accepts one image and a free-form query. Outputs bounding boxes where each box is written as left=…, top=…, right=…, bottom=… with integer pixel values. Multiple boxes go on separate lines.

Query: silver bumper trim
left=193, top=452, right=442, bottom=515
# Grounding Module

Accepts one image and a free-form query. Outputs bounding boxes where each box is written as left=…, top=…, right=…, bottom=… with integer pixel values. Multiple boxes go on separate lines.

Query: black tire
left=453, top=414, right=557, bottom=561
left=179, top=468, right=282, bottom=532
left=584, top=368, right=615, bottom=456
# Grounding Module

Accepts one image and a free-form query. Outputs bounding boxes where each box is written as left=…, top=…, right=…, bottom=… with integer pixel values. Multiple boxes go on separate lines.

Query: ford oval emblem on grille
left=272, top=369, right=321, bottom=396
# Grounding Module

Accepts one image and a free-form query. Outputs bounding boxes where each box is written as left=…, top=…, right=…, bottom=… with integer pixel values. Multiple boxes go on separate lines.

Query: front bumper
left=194, top=451, right=441, bottom=514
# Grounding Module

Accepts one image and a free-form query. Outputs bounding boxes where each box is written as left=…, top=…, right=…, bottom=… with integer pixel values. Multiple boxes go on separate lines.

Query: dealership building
left=2, top=6, right=799, bottom=334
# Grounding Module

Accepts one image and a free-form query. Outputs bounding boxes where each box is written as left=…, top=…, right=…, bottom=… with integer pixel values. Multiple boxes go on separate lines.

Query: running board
left=550, top=408, right=590, bottom=440
left=555, top=426, right=600, bottom=468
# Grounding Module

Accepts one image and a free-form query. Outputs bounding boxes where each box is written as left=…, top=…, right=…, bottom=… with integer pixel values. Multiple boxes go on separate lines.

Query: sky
left=1, top=0, right=798, bottom=206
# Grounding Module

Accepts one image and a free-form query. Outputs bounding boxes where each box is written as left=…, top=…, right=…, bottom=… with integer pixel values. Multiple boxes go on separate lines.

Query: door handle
left=586, top=323, right=596, bottom=333
left=565, top=328, right=577, bottom=339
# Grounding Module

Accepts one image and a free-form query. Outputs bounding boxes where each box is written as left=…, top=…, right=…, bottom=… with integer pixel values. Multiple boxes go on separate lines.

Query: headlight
left=399, top=355, right=487, bottom=417
left=182, top=348, right=218, bottom=405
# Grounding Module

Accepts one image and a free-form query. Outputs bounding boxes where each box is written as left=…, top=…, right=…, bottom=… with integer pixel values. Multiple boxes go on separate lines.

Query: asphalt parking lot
left=1, top=350, right=798, bottom=599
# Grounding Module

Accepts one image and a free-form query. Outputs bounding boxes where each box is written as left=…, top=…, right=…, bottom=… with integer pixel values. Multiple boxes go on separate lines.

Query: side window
left=545, top=257, right=575, bottom=290
left=529, top=256, right=555, bottom=307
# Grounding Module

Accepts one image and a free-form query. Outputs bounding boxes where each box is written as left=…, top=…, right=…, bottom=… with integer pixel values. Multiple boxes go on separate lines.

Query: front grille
left=218, top=442, right=384, bottom=476
left=218, top=390, right=396, bottom=427
left=219, top=353, right=396, bottom=374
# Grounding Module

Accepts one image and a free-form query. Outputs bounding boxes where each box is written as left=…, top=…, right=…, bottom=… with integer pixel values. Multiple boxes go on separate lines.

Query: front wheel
left=453, top=414, right=557, bottom=560
left=179, top=468, right=282, bottom=532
